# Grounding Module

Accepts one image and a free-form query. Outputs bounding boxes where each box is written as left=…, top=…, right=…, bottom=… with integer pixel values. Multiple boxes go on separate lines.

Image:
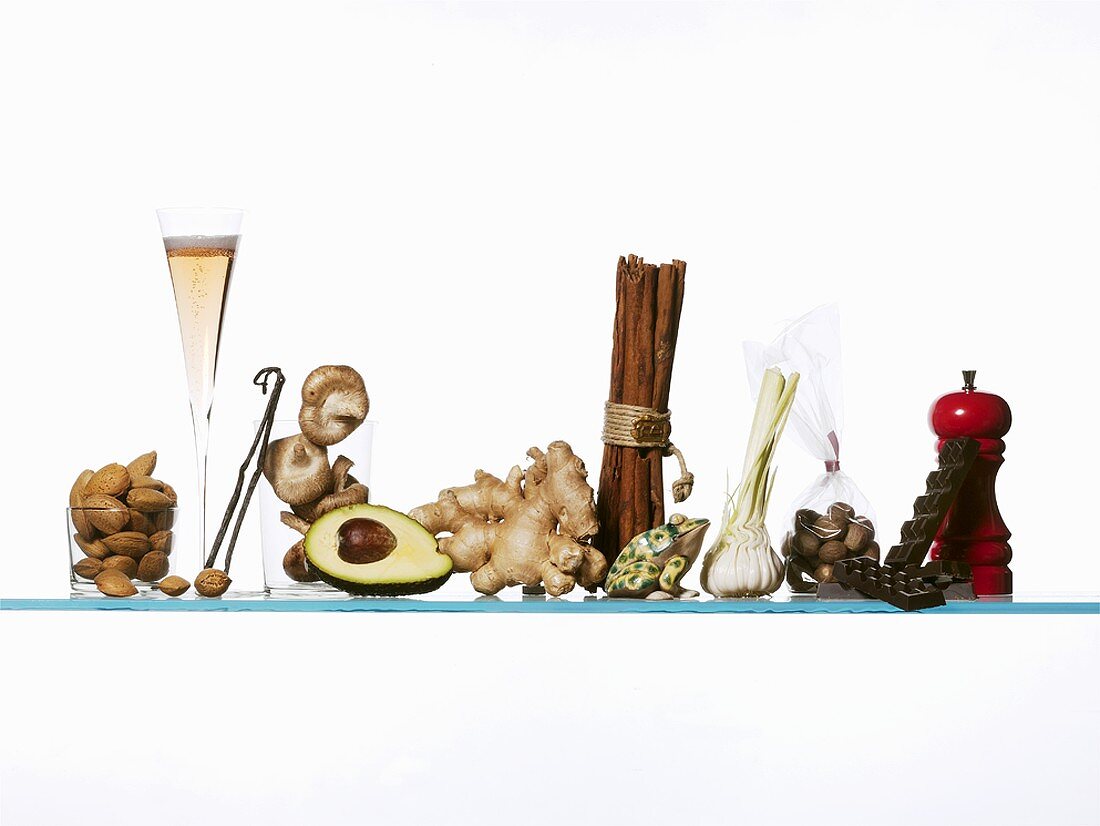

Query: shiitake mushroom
left=298, top=365, right=369, bottom=447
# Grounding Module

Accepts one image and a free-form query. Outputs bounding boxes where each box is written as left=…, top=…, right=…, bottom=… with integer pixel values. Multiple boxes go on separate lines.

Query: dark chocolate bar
left=884, top=438, right=979, bottom=569
left=832, top=557, right=946, bottom=611
left=905, top=560, right=972, bottom=583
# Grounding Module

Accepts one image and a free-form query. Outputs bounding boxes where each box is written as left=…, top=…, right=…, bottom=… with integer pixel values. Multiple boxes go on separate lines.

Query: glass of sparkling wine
left=156, top=207, right=243, bottom=569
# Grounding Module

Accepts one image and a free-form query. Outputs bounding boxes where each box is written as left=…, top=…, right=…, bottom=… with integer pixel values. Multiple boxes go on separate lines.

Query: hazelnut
left=818, top=540, right=847, bottom=563
left=844, top=522, right=872, bottom=552
left=828, top=502, right=856, bottom=524
left=852, top=515, right=875, bottom=540
left=194, top=568, right=231, bottom=598
left=863, top=540, right=881, bottom=562
left=795, top=509, right=821, bottom=530
left=794, top=530, right=820, bottom=557
left=811, top=516, right=843, bottom=541
left=813, top=562, right=835, bottom=583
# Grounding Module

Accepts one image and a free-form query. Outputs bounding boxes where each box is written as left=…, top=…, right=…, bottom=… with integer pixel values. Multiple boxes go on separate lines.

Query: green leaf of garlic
left=701, top=368, right=799, bottom=597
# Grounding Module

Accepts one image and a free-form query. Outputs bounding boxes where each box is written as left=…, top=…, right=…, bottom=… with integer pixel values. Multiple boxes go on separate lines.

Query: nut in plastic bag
left=743, top=305, right=878, bottom=592
left=780, top=471, right=878, bottom=592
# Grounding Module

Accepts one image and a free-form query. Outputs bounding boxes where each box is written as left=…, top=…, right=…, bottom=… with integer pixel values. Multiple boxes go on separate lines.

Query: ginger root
left=409, top=441, right=607, bottom=596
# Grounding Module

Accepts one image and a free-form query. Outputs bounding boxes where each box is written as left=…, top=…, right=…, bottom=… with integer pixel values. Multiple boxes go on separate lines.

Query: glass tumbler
left=257, top=420, right=375, bottom=596
left=68, top=506, right=179, bottom=594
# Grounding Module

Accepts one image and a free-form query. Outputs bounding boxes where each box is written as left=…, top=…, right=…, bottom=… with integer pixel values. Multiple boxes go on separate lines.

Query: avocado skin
left=305, top=560, right=451, bottom=596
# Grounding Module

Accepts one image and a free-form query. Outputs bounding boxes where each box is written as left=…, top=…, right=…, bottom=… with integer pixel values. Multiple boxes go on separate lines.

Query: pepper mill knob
left=929, top=370, right=1013, bottom=595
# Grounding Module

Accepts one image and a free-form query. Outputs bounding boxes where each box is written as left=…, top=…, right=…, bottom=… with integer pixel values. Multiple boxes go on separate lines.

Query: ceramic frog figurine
left=604, top=514, right=711, bottom=599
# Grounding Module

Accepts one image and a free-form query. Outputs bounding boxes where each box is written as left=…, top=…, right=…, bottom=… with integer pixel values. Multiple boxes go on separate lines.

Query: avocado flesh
left=304, top=504, right=452, bottom=596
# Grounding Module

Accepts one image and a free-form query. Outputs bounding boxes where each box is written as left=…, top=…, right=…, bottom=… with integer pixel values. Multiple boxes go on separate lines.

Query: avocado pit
left=338, top=517, right=397, bottom=564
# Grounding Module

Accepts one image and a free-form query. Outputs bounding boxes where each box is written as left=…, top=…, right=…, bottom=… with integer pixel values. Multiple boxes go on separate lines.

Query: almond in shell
left=82, top=494, right=130, bottom=534
left=70, top=470, right=97, bottom=541
left=73, top=558, right=103, bottom=580
left=127, top=488, right=173, bottom=512
left=129, top=475, right=164, bottom=491
left=194, top=568, right=231, bottom=597
left=150, top=530, right=173, bottom=555
left=128, top=509, right=157, bottom=536
left=125, top=451, right=157, bottom=478
left=137, top=550, right=170, bottom=582
left=84, top=463, right=131, bottom=497
left=100, top=556, right=139, bottom=579
left=95, top=569, right=137, bottom=597
left=74, top=534, right=110, bottom=560
left=101, top=531, right=152, bottom=559
left=157, top=575, right=190, bottom=597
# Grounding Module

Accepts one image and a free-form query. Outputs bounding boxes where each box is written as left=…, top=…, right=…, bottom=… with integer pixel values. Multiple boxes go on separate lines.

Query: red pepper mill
left=929, top=370, right=1013, bottom=595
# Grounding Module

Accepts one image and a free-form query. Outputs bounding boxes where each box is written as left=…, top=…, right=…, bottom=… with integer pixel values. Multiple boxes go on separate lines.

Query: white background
left=1, top=2, right=1097, bottom=824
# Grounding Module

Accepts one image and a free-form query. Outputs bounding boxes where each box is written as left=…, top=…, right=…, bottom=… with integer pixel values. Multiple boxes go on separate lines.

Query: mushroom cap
left=263, top=434, right=335, bottom=505
left=298, top=365, right=369, bottom=447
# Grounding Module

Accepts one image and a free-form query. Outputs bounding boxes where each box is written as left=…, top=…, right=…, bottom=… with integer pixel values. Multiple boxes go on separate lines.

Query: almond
left=70, top=469, right=94, bottom=506
left=73, top=558, right=103, bottom=580
left=102, top=531, right=152, bottom=559
left=125, top=451, right=157, bottom=478
left=128, top=509, right=157, bottom=536
left=70, top=470, right=97, bottom=540
left=84, top=463, right=131, bottom=497
left=150, top=530, right=173, bottom=555
left=101, top=555, right=138, bottom=578
left=95, top=569, right=137, bottom=597
left=194, top=568, right=231, bottom=597
left=151, top=509, right=174, bottom=532
left=127, top=488, right=173, bottom=512
left=82, top=494, right=130, bottom=534
left=161, top=483, right=178, bottom=505
left=74, top=534, right=110, bottom=560
left=129, top=475, right=164, bottom=491
left=156, top=575, right=190, bottom=597
left=137, top=550, right=170, bottom=582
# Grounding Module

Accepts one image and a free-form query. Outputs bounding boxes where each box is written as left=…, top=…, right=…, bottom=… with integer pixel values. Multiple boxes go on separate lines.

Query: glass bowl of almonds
left=68, top=453, right=185, bottom=597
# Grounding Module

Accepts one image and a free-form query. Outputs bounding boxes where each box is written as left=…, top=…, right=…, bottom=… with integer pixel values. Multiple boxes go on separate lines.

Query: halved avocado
left=304, top=504, right=452, bottom=596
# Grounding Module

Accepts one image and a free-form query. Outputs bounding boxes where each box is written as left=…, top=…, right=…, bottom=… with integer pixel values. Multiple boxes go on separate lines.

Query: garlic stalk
left=701, top=367, right=799, bottom=597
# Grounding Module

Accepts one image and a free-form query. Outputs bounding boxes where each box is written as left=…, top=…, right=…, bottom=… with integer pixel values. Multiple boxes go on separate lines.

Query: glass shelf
left=2, top=593, right=1097, bottom=614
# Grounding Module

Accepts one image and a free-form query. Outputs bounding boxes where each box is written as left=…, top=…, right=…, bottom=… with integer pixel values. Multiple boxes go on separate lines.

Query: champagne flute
left=156, top=207, right=242, bottom=567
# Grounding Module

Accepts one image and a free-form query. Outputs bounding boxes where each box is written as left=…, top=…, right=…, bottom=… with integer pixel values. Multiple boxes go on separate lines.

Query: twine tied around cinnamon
left=601, top=401, right=694, bottom=502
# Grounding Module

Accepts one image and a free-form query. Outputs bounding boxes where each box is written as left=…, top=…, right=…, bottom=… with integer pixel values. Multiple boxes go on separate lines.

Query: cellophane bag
left=743, top=305, right=878, bottom=593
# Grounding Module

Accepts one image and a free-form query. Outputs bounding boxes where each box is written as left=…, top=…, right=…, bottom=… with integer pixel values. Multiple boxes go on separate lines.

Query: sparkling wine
left=164, top=235, right=237, bottom=414
left=163, top=232, right=238, bottom=555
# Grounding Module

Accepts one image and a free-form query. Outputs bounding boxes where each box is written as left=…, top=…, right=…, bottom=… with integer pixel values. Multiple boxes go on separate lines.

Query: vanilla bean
left=204, top=367, right=286, bottom=572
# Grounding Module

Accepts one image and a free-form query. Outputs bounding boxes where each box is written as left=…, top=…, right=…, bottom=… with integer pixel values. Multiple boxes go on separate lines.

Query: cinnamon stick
left=622, top=257, right=656, bottom=556
left=596, top=254, right=687, bottom=567
left=648, top=260, right=686, bottom=526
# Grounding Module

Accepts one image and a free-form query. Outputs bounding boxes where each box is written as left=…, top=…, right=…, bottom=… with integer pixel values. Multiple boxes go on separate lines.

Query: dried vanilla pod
left=196, top=367, right=287, bottom=597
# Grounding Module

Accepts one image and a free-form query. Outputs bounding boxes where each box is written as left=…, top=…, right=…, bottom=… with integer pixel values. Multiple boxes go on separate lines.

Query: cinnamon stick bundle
left=595, top=254, right=687, bottom=565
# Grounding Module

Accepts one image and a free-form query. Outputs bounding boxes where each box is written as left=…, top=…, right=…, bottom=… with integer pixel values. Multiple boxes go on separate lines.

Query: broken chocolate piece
left=884, top=438, right=979, bottom=570
left=832, top=557, right=946, bottom=611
